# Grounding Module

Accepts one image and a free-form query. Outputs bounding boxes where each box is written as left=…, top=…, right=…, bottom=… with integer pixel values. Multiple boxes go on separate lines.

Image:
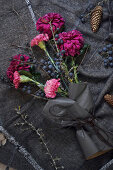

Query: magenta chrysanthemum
left=7, top=54, right=30, bottom=81
left=44, top=79, right=60, bottom=98
left=56, top=30, right=84, bottom=56
left=13, top=71, right=20, bottom=89
left=36, top=13, right=65, bottom=38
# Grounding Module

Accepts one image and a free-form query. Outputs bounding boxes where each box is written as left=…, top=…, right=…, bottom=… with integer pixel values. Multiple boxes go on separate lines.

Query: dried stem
left=12, top=2, right=28, bottom=38
left=31, top=94, right=49, bottom=101
left=98, top=0, right=108, bottom=5
left=15, top=107, right=63, bottom=170
left=77, top=45, right=90, bottom=70
left=10, top=44, right=30, bottom=50
left=12, top=1, right=35, bottom=58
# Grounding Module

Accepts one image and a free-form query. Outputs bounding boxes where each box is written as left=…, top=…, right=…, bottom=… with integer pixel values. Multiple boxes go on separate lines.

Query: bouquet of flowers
left=6, top=13, right=112, bottom=160
left=7, top=13, right=87, bottom=98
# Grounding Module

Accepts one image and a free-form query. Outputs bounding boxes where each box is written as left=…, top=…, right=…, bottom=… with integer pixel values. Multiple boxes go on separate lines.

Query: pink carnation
left=36, top=13, right=65, bottom=38
left=7, top=54, right=30, bottom=81
left=44, top=79, right=60, bottom=98
left=56, top=30, right=84, bottom=56
left=13, top=71, right=20, bottom=89
left=31, top=33, right=49, bottom=47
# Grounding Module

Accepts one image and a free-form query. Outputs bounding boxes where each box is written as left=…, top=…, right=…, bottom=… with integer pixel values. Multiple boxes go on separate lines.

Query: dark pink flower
left=13, top=71, right=20, bottom=89
left=44, top=79, right=60, bottom=98
left=31, top=33, right=49, bottom=47
left=7, top=54, right=30, bottom=81
left=56, top=30, right=84, bottom=56
left=36, top=13, right=65, bottom=38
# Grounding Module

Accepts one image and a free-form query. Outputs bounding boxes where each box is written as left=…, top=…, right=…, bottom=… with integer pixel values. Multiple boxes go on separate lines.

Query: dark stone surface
left=0, top=0, right=113, bottom=170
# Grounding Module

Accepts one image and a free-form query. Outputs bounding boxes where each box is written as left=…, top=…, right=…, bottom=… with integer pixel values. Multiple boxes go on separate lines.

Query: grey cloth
left=0, top=0, right=113, bottom=170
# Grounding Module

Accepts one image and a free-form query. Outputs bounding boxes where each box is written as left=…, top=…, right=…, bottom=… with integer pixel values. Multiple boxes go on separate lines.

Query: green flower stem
left=73, top=66, right=79, bottom=83
left=31, top=80, right=44, bottom=90
left=60, top=75, right=68, bottom=91
left=71, top=58, right=79, bottom=84
left=49, top=21, right=59, bottom=53
left=20, top=75, right=44, bottom=90
left=58, top=87, right=67, bottom=96
left=44, top=49, right=59, bottom=72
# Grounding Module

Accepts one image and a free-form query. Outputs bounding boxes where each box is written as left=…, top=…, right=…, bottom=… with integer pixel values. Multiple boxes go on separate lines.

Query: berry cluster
left=40, top=58, right=59, bottom=78
left=98, top=44, right=113, bottom=68
left=9, top=56, right=37, bottom=69
left=28, top=58, right=37, bottom=72
left=35, top=89, right=45, bottom=97
left=40, top=51, right=65, bottom=78
left=28, top=58, right=39, bottom=75
left=55, top=34, right=64, bottom=45
left=22, top=85, right=32, bottom=94
left=79, top=3, right=95, bottom=23
left=22, top=85, right=45, bottom=98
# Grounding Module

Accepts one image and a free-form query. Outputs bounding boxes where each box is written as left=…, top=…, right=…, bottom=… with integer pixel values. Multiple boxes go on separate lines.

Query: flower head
left=31, top=33, right=49, bottom=47
left=36, top=13, right=65, bottom=38
left=44, top=79, right=60, bottom=98
left=56, top=30, right=84, bottom=56
left=13, top=71, right=20, bottom=89
left=13, top=71, right=35, bottom=89
left=7, top=54, right=30, bottom=81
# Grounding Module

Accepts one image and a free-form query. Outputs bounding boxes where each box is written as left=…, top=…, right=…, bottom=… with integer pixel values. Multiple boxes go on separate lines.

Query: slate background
left=0, top=0, right=113, bottom=170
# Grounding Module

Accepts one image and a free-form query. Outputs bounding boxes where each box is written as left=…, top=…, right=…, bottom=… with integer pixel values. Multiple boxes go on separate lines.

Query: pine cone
left=104, top=94, right=113, bottom=107
left=91, top=6, right=103, bottom=32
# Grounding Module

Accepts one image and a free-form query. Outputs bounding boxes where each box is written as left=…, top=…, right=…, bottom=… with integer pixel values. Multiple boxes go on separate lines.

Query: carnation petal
left=57, top=30, right=84, bottom=57
left=7, top=54, right=30, bottom=81
left=36, top=13, right=65, bottom=38
left=44, top=79, right=60, bottom=98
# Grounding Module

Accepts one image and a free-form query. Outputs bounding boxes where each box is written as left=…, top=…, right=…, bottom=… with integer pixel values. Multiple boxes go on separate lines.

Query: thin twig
left=12, top=1, right=35, bottom=57
left=15, top=107, right=63, bottom=170
left=77, top=46, right=90, bottom=70
left=0, top=125, right=43, bottom=170
left=10, top=44, right=30, bottom=50
left=12, top=2, right=28, bottom=38
left=31, top=94, right=49, bottom=101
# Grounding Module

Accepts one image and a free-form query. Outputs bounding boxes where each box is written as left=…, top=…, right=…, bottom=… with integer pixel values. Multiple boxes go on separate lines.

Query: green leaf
left=30, top=65, right=36, bottom=74
left=80, top=44, right=90, bottom=55
left=18, top=70, right=33, bottom=78
left=83, top=44, right=90, bottom=49
left=32, top=72, right=41, bottom=81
